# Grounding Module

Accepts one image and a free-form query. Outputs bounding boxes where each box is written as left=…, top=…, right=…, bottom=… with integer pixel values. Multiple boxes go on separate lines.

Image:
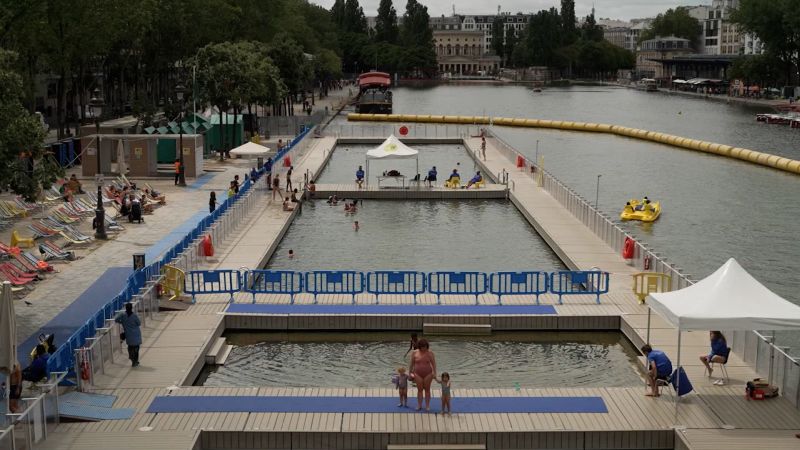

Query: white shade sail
left=366, top=135, right=418, bottom=159
left=0, top=282, right=16, bottom=375
left=647, top=258, right=800, bottom=330
left=229, top=141, right=271, bottom=157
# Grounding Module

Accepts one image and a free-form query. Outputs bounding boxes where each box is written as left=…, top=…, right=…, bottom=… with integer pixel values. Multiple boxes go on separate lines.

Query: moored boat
left=356, top=71, right=392, bottom=114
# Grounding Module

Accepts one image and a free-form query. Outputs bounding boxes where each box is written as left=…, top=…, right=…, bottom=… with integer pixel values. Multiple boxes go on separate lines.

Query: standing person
left=286, top=166, right=293, bottom=192
left=480, top=137, right=486, bottom=160
left=393, top=367, right=410, bottom=407
left=272, top=174, right=282, bottom=200
left=435, top=372, right=452, bottom=415
left=265, top=157, right=274, bottom=190
left=641, top=344, right=672, bottom=397
left=173, top=159, right=181, bottom=185
left=227, top=182, right=236, bottom=199
left=209, top=191, right=217, bottom=214
left=232, top=175, right=240, bottom=194
left=115, top=303, right=142, bottom=367
left=409, top=338, right=437, bottom=412
left=699, top=331, right=729, bottom=382
left=353, top=220, right=359, bottom=231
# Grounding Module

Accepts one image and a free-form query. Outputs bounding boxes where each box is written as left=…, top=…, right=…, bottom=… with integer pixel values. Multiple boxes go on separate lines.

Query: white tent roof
left=366, top=135, right=418, bottom=159
left=648, top=258, right=800, bottom=330
left=229, top=141, right=271, bottom=157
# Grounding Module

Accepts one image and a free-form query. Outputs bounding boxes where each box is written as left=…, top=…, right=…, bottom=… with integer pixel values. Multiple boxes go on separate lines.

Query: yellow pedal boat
left=620, top=200, right=661, bottom=222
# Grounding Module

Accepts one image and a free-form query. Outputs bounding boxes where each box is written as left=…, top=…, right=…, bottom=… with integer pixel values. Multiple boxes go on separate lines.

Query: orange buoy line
left=347, top=113, right=800, bottom=176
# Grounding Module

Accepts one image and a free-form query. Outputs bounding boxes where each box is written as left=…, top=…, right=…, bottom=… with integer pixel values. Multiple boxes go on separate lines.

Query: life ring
left=80, top=351, right=90, bottom=381
left=622, top=237, right=635, bottom=259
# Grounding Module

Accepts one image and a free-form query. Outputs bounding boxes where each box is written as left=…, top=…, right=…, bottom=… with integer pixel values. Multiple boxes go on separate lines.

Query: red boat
left=356, top=72, right=392, bottom=114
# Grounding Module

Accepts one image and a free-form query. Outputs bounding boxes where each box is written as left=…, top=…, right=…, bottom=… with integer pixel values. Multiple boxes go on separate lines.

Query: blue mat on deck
left=18, top=267, right=132, bottom=358
left=226, top=303, right=557, bottom=315
left=59, top=402, right=135, bottom=420
left=147, top=396, right=606, bottom=414
left=59, top=392, right=117, bottom=408
left=145, top=210, right=210, bottom=261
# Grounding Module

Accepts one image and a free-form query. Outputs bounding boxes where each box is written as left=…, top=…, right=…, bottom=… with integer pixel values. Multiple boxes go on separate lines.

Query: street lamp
left=175, top=82, right=187, bottom=186
left=89, top=88, right=107, bottom=240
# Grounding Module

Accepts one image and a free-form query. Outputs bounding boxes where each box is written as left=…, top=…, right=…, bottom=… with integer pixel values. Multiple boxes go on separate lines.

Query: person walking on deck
left=115, top=303, right=142, bottom=367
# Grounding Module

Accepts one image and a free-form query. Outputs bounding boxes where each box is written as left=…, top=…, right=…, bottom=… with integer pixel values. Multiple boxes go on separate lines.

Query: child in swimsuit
left=393, top=367, right=409, bottom=407
left=436, top=372, right=452, bottom=415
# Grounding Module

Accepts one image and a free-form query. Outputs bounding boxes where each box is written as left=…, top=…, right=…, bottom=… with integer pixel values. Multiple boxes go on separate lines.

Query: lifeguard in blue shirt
left=356, top=165, right=365, bottom=188
left=699, top=331, right=729, bottom=379
left=641, top=344, right=672, bottom=397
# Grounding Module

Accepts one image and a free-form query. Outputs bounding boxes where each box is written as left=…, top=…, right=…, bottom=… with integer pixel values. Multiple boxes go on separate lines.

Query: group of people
left=642, top=330, right=730, bottom=397
left=392, top=334, right=452, bottom=414
left=624, top=196, right=655, bottom=213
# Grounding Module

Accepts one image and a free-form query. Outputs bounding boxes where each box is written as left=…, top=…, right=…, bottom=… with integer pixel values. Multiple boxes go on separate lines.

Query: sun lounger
left=28, top=223, right=59, bottom=239
left=39, top=218, right=65, bottom=231
left=39, top=241, right=75, bottom=261
left=0, top=263, right=37, bottom=285
left=0, top=271, right=33, bottom=289
left=105, top=215, right=124, bottom=232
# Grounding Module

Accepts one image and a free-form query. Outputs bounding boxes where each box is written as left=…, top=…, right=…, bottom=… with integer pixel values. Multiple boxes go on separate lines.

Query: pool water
left=264, top=200, right=565, bottom=272
left=316, top=143, right=476, bottom=184
left=197, top=332, right=643, bottom=388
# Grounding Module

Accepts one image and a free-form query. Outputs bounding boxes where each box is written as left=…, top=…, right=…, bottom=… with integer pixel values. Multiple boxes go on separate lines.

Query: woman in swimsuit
left=409, top=338, right=437, bottom=411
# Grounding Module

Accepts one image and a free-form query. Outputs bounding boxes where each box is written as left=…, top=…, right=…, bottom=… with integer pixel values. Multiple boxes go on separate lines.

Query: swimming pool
left=316, top=143, right=475, bottom=184
left=197, top=332, right=643, bottom=388
left=264, top=200, right=565, bottom=272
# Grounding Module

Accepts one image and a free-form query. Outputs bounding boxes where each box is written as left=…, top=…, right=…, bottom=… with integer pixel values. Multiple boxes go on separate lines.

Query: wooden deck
left=36, top=133, right=800, bottom=450
left=313, top=183, right=507, bottom=199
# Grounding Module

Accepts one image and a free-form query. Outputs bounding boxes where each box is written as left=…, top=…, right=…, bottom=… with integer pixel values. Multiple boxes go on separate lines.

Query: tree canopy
left=731, top=0, right=800, bottom=84
left=639, top=7, right=702, bottom=48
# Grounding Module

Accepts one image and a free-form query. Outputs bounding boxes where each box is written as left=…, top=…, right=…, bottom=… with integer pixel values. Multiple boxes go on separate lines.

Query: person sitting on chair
left=356, top=166, right=365, bottom=188
left=465, top=171, right=483, bottom=189
left=699, top=331, right=729, bottom=382
left=642, top=344, right=672, bottom=397
left=22, top=345, right=49, bottom=383
left=426, top=166, right=437, bottom=187
left=446, top=169, right=460, bottom=187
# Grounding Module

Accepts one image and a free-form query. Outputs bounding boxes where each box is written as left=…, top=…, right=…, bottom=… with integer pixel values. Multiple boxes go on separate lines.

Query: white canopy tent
left=647, top=258, right=800, bottom=395
left=365, top=135, right=419, bottom=185
left=229, top=141, right=271, bottom=158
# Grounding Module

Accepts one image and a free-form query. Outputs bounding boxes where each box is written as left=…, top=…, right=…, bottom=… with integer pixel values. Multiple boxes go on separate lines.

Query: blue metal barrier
left=427, top=272, right=488, bottom=304
left=549, top=270, right=609, bottom=304
left=305, top=271, right=365, bottom=303
left=185, top=270, right=242, bottom=303
left=489, top=271, right=549, bottom=305
left=366, top=271, right=427, bottom=304
left=243, top=270, right=304, bottom=303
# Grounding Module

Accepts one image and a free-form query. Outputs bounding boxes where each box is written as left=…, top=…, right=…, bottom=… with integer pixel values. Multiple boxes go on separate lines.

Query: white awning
left=647, top=258, right=800, bottom=330
left=229, top=141, right=271, bottom=157
left=366, top=135, right=419, bottom=159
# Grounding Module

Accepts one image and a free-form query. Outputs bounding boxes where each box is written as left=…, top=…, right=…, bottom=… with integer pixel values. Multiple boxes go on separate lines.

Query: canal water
left=198, top=331, right=642, bottom=388
left=391, top=84, right=800, bottom=348
left=264, top=200, right=564, bottom=273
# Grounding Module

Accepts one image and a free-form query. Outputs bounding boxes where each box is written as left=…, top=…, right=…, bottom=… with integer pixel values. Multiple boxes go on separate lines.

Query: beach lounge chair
left=11, top=230, right=35, bottom=248
left=105, top=215, right=124, bottom=232
left=39, top=241, right=75, bottom=261
left=39, top=218, right=65, bottom=231
left=28, top=223, right=58, bottom=239
left=0, top=263, right=37, bottom=286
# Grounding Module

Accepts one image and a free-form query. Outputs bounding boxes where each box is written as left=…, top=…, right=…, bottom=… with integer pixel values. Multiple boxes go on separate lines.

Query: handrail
left=487, top=126, right=800, bottom=407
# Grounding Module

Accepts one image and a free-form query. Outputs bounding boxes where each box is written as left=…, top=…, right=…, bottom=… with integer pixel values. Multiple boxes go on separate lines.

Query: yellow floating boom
left=347, top=113, right=800, bottom=176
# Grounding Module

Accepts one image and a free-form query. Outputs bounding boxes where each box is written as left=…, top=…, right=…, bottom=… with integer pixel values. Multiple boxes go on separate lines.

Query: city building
left=599, top=19, right=631, bottom=50
left=636, top=36, right=695, bottom=79
left=701, top=0, right=741, bottom=55
left=460, top=12, right=532, bottom=54
left=742, top=33, right=764, bottom=55
left=433, top=29, right=500, bottom=75
left=625, top=19, right=653, bottom=53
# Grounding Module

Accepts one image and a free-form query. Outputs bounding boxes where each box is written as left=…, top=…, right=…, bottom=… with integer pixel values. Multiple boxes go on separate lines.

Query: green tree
left=374, top=0, right=399, bottom=44
left=560, top=0, right=577, bottom=44
left=729, top=54, right=784, bottom=87
left=639, top=7, right=701, bottom=49
left=399, top=0, right=436, bottom=74
left=491, top=17, right=505, bottom=62
left=581, top=12, right=604, bottom=42
left=520, top=8, right=563, bottom=67
left=343, top=0, right=367, bottom=34
left=504, top=27, right=518, bottom=67
left=0, top=50, right=56, bottom=201
left=331, top=0, right=345, bottom=28
left=731, top=0, right=800, bottom=84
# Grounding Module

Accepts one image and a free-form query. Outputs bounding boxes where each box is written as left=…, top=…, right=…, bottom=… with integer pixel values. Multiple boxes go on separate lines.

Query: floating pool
left=197, top=332, right=643, bottom=388
left=316, top=144, right=475, bottom=184
left=264, top=200, right=565, bottom=272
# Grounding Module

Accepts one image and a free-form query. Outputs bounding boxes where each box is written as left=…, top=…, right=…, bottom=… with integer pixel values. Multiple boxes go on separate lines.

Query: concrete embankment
left=348, top=113, right=800, bottom=176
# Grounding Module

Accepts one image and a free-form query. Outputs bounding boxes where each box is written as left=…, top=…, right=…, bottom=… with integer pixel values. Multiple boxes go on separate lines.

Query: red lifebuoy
left=516, top=155, right=525, bottom=168
left=80, top=351, right=90, bottom=381
left=622, top=237, right=635, bottom=259
left=202, top=235, right=214, bottom=257
left=283, top=156, right=291, bottom=167
left=399, top=125, right=409, bottom=136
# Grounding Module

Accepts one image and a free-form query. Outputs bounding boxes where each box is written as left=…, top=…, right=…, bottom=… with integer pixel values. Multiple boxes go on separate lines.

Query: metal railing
left=487, top=126, right=800, bottom=408
left=3, top=371, right=67, bottom=450
left=324, top=123, right=482, bottom=139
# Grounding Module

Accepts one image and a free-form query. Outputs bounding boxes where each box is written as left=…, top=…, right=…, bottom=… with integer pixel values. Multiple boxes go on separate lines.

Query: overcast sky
left=310, top=0, right=703, bottom=21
